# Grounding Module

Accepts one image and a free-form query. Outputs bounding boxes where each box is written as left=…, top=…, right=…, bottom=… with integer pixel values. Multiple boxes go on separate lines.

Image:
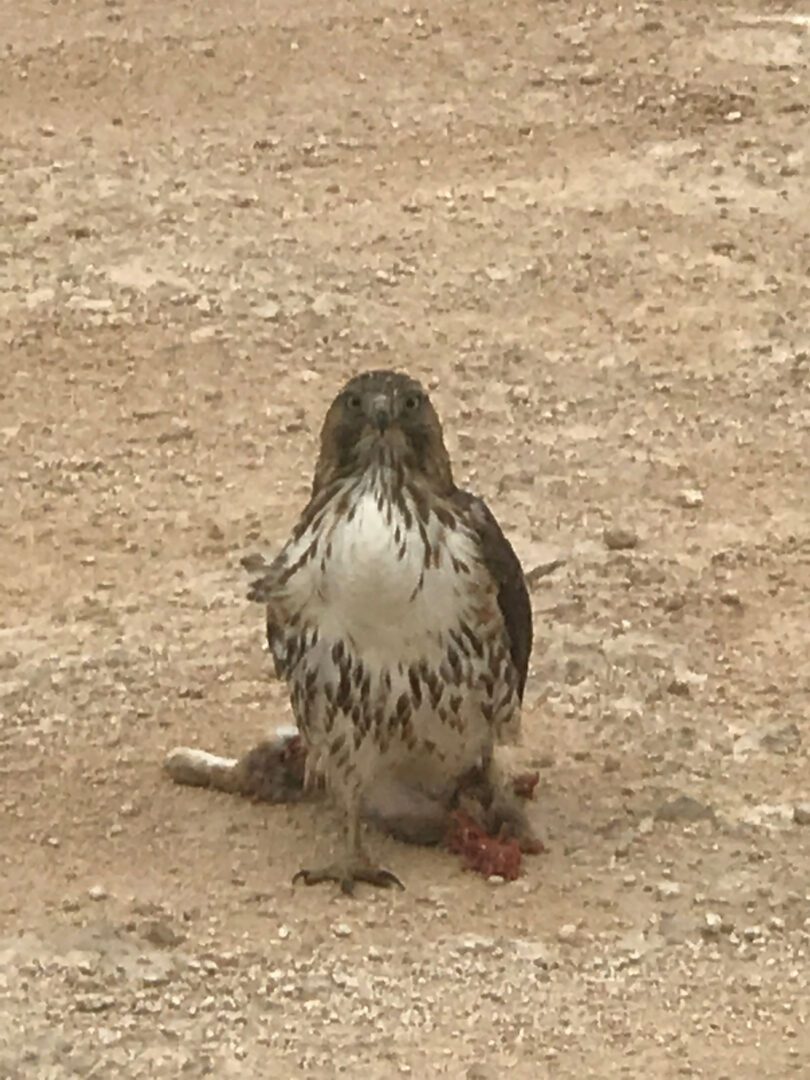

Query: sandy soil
left=2, top=0, right=810, bottom=1076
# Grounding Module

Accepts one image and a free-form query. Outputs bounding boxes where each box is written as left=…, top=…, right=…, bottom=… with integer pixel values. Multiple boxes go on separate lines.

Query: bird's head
left=313, top=370, right=455, bottom=494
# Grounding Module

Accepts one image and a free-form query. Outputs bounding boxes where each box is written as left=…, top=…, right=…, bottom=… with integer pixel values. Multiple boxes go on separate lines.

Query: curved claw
left=292, top=864, right=405, bottom=895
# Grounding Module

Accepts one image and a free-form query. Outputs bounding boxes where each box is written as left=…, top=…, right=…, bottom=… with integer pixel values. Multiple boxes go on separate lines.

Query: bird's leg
left=293, top=795, right=405, bottom=896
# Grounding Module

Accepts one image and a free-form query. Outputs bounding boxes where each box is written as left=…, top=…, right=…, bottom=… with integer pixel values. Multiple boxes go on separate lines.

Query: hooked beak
left=368, top=393, right=391, bottom=433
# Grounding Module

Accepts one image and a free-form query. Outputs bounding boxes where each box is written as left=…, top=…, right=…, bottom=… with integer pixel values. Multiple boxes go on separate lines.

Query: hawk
left=166, top=369, right=537, bottom=892
left=246, top=369, right=534, bottom=892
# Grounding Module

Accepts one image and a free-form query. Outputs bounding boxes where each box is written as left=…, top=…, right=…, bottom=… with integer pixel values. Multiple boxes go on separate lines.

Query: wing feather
left=450, top=489, right=533, bottom=701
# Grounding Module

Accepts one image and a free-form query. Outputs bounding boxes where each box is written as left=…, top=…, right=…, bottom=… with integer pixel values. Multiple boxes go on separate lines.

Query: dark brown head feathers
left=311, top=370, right=455, bottom=495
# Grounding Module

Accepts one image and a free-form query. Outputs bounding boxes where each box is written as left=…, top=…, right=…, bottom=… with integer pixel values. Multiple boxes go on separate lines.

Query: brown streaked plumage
left=243, top=369, right=534, bottom=894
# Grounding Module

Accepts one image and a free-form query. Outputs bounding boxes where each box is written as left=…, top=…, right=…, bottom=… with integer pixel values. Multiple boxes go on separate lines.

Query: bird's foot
left=293, top=857, right=404, bottom=896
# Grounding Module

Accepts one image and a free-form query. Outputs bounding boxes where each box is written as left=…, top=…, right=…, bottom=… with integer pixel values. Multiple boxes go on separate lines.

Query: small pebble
left=655, top=794, right=715, bottom=824
left=557, top=923, right=578, bottom=944
left=603, top=526, right=639, bottom=550
left=667, top=677, right=691, bottom=697
left=676, top=488, right=704, bottom=508
left=719, top=589, right=742, bottom=608
left=656, top=881, right=682, bottom=900
left=703, top=912, right=724, bottom=935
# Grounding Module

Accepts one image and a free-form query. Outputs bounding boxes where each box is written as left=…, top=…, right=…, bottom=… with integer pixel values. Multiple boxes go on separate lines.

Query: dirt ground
left=2, top=0, right=810, bottom=1076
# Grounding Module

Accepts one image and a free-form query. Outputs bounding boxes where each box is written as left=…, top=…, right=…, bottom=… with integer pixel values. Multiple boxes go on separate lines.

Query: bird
left=242, top=369, right=534, bottom=894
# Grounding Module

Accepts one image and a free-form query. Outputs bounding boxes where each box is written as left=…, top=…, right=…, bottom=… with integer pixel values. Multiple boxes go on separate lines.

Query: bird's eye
left=346, top=394, right=363, bottom=412
left=403, top=394, right=421, bottom=412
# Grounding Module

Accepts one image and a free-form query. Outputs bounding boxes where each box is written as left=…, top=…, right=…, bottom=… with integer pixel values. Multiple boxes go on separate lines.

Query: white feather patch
left=284, top=479, right=482, bottom=665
